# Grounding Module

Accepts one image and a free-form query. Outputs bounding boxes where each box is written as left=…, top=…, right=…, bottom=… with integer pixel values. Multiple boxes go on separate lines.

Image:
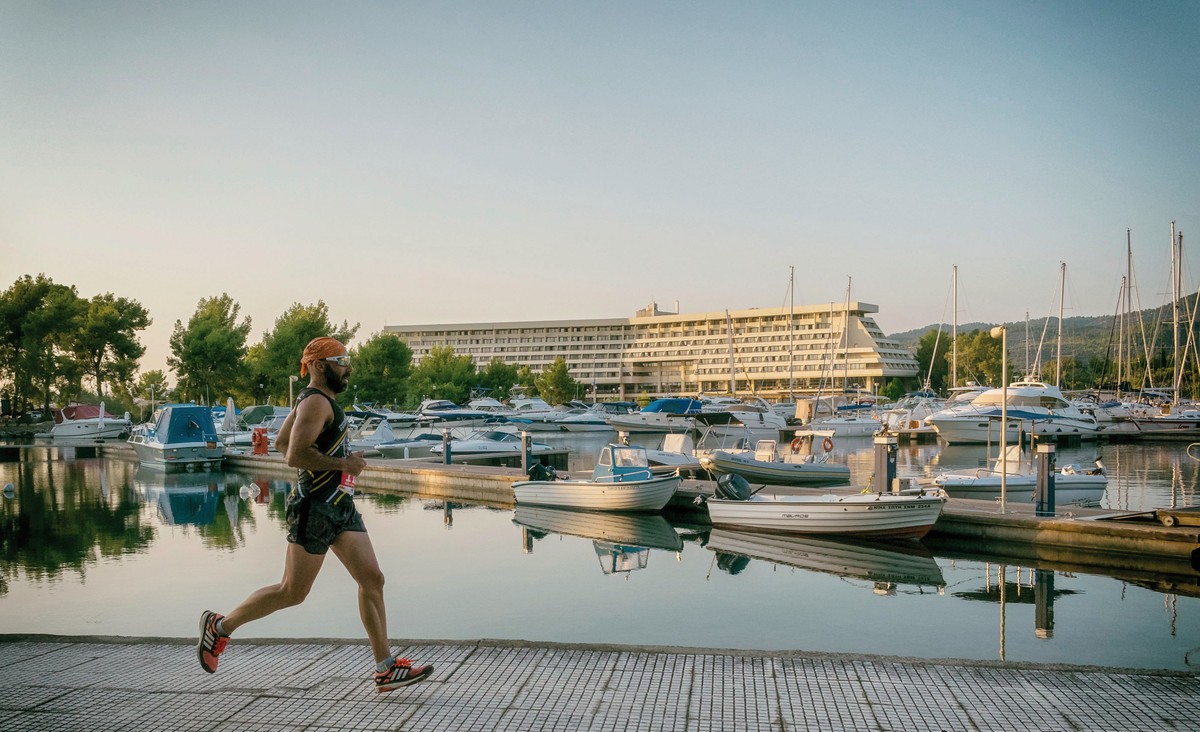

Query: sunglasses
left=324, top=355, right=352, bottom=367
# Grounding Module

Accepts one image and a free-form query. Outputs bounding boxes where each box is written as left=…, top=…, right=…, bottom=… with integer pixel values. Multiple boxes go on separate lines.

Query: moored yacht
left=926, top=380, right=1100, bottom=444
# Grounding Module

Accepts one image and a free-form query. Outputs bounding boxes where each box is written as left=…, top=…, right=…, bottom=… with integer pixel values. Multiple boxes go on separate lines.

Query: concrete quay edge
left=1, top=634, right=1197, bottom=732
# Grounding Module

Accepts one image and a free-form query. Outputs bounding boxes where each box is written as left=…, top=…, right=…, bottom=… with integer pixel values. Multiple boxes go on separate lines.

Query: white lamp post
left=289, top=375, right=300, bottom=406
left=990, top=325, right=1008, bottom=512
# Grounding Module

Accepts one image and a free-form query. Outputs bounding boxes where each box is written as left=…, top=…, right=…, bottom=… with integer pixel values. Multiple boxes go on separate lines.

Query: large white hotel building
left=384, top=301, right=919, bottom=401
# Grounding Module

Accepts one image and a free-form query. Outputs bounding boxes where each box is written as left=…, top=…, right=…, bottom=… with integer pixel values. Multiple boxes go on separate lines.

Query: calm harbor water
left=1, top=434, right=1198, bottom=671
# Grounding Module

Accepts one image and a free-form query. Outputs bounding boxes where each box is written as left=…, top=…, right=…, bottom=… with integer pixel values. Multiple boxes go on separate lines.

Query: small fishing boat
left=929, top=448, right=1108, bottom=506
left=128, top=403, right=225, bottom=472
left=699, top=436, right=851, bottom=486
left=511, top=443, right=681, bottom=512
left=705, top=475, right=946, bottom=539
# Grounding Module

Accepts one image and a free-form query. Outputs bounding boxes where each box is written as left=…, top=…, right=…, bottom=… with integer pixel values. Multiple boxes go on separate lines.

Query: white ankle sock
left=376, top=656, right=395, bottom=673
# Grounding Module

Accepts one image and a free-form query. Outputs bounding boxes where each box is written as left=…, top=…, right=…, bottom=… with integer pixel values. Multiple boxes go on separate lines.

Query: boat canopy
left=154, top=404, right=219, bottom=443
left=641, top=398, right=703, bottom=415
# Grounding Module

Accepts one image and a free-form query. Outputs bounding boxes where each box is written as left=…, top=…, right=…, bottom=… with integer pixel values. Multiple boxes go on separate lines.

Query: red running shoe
left=197, top=610, right=228, bottom=673
left=374, top=657, right=433, bottom=692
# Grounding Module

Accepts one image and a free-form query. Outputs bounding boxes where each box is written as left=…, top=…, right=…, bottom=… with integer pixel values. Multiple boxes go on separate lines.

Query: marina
left=2, top=433, right=1198, bottom=672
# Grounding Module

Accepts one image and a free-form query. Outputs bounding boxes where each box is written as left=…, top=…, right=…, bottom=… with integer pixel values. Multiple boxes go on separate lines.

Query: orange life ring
left=821, top=437, right=834, bottom=452
left=790, top=437, right=803, bottom=453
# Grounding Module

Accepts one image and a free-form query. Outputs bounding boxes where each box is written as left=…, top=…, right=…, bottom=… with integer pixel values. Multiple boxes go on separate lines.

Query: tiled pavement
left=1, top=637, right=1197, bottom=731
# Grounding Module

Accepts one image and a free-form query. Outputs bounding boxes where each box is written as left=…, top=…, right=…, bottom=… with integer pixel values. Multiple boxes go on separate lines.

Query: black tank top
left=294, top=387, right=349, bottom=498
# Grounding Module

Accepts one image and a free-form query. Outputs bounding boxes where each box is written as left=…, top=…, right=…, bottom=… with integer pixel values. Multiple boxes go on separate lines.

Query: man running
left=198, top=336, right=432, bottom=692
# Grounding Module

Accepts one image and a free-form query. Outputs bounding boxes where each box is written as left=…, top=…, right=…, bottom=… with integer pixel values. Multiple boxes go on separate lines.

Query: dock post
left=872, top=430, right=898, bottom=493
left=442, top=429, right=452, bottom=465
left=1035, top=442, right=1056, bottom=516
left=521, top=431, right=531, bottom=474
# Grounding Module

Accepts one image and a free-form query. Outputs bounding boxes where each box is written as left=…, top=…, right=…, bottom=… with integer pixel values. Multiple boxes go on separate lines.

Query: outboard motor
left=527, top=463, right=557, bottom=482
left=715, top=473, right=752, bottom=501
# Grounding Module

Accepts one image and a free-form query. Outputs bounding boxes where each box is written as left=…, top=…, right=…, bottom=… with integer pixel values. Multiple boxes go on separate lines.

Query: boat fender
left=822, top=437, right=835, bottom=452
left=790, top=437, right=803, bottom=453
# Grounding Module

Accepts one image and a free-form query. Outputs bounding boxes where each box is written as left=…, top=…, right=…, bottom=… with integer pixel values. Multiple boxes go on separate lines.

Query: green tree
left=913, top=328, right=950, bottom=392
left=348, top=333, right=413, bottom=407
left=956, top=329, right=1007, bottom=387
left=257, top=302, right=358, bottom=405
left=0, top=275, right=86, bottom=413
left=477, top=358, right=519, bottom=400
left=130, top=369, right=172, bottom=421
left=534, top=357, right=579, bottom=405
left=73, top=293, right=151, bottom=400
left=407, top=345, right=476, bottom=405
left=168, top=294, right=251, bottom=405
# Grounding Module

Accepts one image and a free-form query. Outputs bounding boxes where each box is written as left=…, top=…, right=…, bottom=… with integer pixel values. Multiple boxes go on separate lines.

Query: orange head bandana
left=300, top=336, right=346, bottom=377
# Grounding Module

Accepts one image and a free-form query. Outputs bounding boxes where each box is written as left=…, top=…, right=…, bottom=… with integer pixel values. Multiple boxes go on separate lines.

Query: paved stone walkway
left=1, top=636, right=1197, bottom=731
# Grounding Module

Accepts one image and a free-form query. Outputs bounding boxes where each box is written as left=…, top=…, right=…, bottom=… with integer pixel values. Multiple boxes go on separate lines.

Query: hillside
left=887, top=295, right=1200, bottom=367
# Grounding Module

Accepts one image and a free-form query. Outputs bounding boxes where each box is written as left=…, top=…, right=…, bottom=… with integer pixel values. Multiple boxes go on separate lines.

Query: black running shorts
left=285, top=491, right=367, bottom=555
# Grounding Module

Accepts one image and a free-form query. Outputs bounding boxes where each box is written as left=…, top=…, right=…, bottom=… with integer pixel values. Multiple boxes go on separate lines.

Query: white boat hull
left=559, top=421, right=615, bottom=432
left=511, top=474, right=681, bottom=512
left=606, top=414, right=696, bottom=434
left=932, top=472, right=1106, bottom=506
left=930, top=417, right=1100, bottom=444
left=130, top=439, right=225, bottom=472
left=51, top=420, right=130, bottom=439
left=706, top=492, right=945, bottom=539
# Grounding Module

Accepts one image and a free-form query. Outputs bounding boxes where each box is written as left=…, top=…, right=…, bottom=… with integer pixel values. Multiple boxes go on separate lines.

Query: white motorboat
left=644, top=433, right=702, bottom=468
left=346, top=415, right=398, bottom=454
left=430, top=429, right=554, bottom=457
left=881, top=392, right=946, bottom=439
left=926, top=380, right=1101, bottom=444
left=705, top=475, right=946, bottom=539
left=929, top=447, right=1108, bottom=506
left=128, top=403, right=225, bottom=472
left=50, top=402, right=131, bottom=440
left=706, top=529, right=946, bottom=588
left=606, top=398, right=702, bottom=434
left=416, top=399, right=499, bottom=429
left=356, top=403, right=423, bottom=429
left=558, top=401, right=635, bottom=432
left=808, top=411, right=883, bottom=437
left=505, top=397, right=572, bottom=431
left=375, top=433, right=444, bottom=459
left=511, top=443, right=681, bottom=512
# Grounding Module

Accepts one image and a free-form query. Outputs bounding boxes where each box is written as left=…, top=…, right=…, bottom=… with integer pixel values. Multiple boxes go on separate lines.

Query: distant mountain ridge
left=886, top=294, right=1200, bottom=366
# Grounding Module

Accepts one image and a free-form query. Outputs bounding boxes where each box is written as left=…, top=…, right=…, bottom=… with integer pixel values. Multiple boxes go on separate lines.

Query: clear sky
left=3, top=2, right=1198, bottom=378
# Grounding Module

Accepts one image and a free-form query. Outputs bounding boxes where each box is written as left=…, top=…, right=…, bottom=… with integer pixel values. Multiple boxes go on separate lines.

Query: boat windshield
left=612, top=447, right=649, bottom=468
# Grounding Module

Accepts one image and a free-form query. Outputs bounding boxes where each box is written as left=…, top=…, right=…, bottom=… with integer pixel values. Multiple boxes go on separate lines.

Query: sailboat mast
left=789, top=265, right=795, bottom=398
left=951, top=265, right=958, bottom=390
left=1118, top=229, right=1128, bottom=391
left=842, top=276, right=851, bottom=394
left=1056, top=262, right=1065, bottom=387
left=725, top=309, right=736, bottom=396
left=1025, top=311, right=1030, bottom=376
left=1172, top=221, right=1180, bottom=404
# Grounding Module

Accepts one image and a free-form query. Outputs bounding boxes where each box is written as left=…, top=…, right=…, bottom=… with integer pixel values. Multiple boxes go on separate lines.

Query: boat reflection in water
left=513, top=505, right=686, bottom=577
left=706, top=529, right=947, bottom=594
left=133, top=467, right=277, bottom=527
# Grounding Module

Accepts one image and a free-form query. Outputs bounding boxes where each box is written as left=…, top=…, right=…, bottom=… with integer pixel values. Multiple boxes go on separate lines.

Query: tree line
left=1, top=274, right=581, bottom=420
